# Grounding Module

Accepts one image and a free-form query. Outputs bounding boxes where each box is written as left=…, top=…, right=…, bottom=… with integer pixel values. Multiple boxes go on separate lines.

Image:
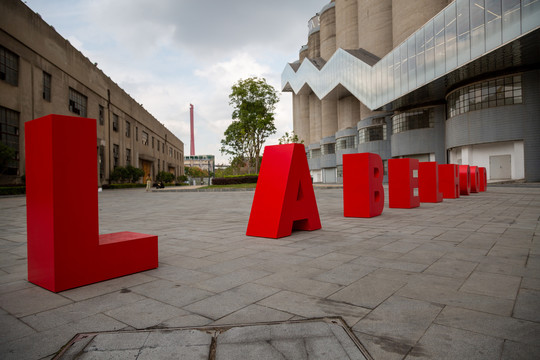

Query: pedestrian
left=146, top=177, right=151, bottom=192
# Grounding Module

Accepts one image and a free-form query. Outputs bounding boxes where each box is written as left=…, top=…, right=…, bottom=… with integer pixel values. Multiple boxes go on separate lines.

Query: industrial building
left=0, top=0, right=184, bottom=186
left=282, top=0, right=540, bottom=183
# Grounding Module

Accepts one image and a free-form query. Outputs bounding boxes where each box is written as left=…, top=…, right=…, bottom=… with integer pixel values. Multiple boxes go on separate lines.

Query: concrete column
left=309, top=94, right=323, bottom=144
left=321, top=99, right=338, bottom=138
left=338, top=96, right=360, bottom=130
left=295, top=94, right=311, bottom=145
left=358, top=0, right=393, bottom=58
left=335, top=0, right=359, bottom=49
left=308, top=31, right=321, bottom=59
left=320, top=3, right=337, bottom=61
left=392, top=0, right=447, bottom=47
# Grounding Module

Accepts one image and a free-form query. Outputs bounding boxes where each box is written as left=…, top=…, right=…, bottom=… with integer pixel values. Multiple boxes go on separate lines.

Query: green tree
left=156, top=171, right=175, bottom=183
left=125, top=165, right=144, bottom=183
left=278, top=131, right=303, bottom=145
left=0, top=143, right=16, bottom=175
left=221, top=77, right=278, bottom=173
left=110, top=166, right=129, bottom=183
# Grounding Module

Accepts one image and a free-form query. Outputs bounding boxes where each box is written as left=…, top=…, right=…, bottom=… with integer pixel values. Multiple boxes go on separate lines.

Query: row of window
left=1, top=45, right=182, bottom=162
left=392, top=108, right=434, bottom=134
left=358, top=124, right=387, bottom=144
left=0, top=107, right=20, bottom=175
left=447, top=75, right=522, bottom=118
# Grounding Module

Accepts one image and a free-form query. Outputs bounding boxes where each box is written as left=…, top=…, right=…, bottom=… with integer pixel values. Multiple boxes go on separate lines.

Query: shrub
left=0, top=186, right=26, bottom=195
left=101, top=183, right=146, bottom=190
left=156, top=171, right=175, bottom=183
left=212, top=175, right=258, bottom=185
left=126, top=165, right=145, bottom=183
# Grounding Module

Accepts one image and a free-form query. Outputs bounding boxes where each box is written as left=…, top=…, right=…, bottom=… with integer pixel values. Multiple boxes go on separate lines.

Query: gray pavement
left=0, top=186, right=539, bottom=359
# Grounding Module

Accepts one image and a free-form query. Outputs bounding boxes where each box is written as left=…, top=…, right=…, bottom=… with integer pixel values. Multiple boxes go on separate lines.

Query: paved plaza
left=0, top=185, right=539, bottom=359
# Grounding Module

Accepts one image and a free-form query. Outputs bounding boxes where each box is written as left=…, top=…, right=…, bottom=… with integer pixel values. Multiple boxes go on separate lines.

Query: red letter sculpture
left=246, top=144, right=321, bottom=238
left=438, top=164, right=460, bottom=199
left=478, top=167, right=487, bottom=192
left=470, top=166, right=480, bottom=193
left=388, top=158, right=420, bottom=209
left=343, top=153, right=384, bottom=217
left=418, top=161, right=443, bottom=203
left=26, top=114, right=158, bottom=292
left=459, top=165, right=471, bottom=195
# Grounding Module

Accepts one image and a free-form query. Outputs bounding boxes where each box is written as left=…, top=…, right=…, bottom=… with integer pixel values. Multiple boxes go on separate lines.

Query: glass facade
left=321, top=143, right=335, bottom=155
left=282, top=0, right=540, bottom=111
left=336, top=135, right=357, bottom=150
left=358, top=124, right=387, bottom=143
left=392, top=108, right=434, bottom=134
left=447, top=75, right=522, bottom=118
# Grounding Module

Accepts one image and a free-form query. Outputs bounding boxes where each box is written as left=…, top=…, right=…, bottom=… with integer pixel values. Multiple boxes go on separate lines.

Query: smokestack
left=190, top=104, right=195, bottom=156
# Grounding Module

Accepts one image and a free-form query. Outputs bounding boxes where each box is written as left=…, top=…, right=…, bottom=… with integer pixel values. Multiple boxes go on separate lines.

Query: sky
left=24, top=0, right=329, bottom=165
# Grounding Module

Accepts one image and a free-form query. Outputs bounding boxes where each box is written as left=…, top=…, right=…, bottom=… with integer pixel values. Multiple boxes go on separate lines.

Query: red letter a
left=246, top=144, right=321, bottom=239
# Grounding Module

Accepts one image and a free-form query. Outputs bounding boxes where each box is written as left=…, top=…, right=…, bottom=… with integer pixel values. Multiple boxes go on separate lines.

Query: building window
left=125, top=120, right=130, bottom=137
left=169, top=147, right=173, bottom=157
left=99, top=145, right=105, bottom=180
left=157, top=140, right=160, bottom=151
left=43, top=72, right=51, bottom=101
left=447, top=75, right=522, bottom=118
left=112, top=113, right=119, bottom=132
left=68, top=88, right=87, bottom=117
left=152, top=137, right=154, bottom=149
left=358, top=124, right=387, bottom=144
left=0, top=107, right=20, bottom=175
left=126, top=148, right=131, bottom=166
left=142, top=131, right=148, bottom=146
left=321, top=143, right=335, bottom=155
left=113, top=144, right=119, bottom=168
left=135, top=127, right=138, bottom=141
left=392, top=108, right=434, bottom=134
left=336, top=135, right=358, bottom=150
left=0, top=46, right=18, bottom=86
left=99, top=105, right=104, bottom=125
left=310, top=148, right=321, bottom=158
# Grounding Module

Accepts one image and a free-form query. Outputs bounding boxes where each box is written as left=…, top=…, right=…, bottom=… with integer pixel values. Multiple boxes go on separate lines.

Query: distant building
left=282, top=0, right=540, bottom=183
left=0, top=0, right=184, bottom=185
left=184, top=155, right=215, bottom=174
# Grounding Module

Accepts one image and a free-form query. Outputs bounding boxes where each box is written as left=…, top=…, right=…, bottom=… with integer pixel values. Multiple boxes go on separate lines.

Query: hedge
left=212, top=175, right=258, bottom=185
left=0, top=186, right=26, bottom=196
left=101, top=183, right=146, bottom=190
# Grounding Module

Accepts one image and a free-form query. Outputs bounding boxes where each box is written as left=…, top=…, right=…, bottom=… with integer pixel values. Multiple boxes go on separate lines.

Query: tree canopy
left=220, top=77, right=278, bottom=173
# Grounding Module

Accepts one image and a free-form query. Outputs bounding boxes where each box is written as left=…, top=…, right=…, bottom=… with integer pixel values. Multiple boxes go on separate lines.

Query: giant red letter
left=478, top=167, right=487, bottom=192
left=418, top=161, right=443, bottom=203
left=388, top=158, right=420, bottom=209
left=470, top=166, right=480, bottom=193
left=438, top=164, right=460, bottom=199
left=246, top=144, right=321, bottom=238
left=459, top=165, right=471, bottom=195
left=343, top=153, right=384, bottom=217
left=26, top=115, right=158, bottom=292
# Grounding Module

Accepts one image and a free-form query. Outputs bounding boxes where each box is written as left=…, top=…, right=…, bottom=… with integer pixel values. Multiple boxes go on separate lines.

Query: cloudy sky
left=24, top=0, right=329, bottom=164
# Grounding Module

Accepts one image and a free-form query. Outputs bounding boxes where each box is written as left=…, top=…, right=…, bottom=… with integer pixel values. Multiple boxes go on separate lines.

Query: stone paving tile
left=258, top=290, right=370, bottom=327
left=313, top=263, right=377, bottom=286
left=129, top=280, right=215, bottom=308
left=459, top=271, right=521, bottom=300
left=184, top=283, right=280, bottom=320
left=328, top=274, right=406, bottom=309
left=423, top=257, right=478, bottom=278
left=513, top=288, right=540, bottom=322
left=353, top=331, right=411, bottom=360
left=405, top=323, right=504, bottom=359
left=194, top=268, right=270, bottom=293
left=212, top=304, right=294, bottom=325
left=255, top=271, right=343, bottom=298
left=435, top=306, right=540, bottom=345
left=0, top=310, right=36, bottom=344
left=0, top=286, right=73, bottom=317
left=500, top=339, right=540, bottom=360
left=352, top=296, right=443, bottom=347
left=159, top=313, right=213, bottom=328
left=104, top=298, right=188, bottom=329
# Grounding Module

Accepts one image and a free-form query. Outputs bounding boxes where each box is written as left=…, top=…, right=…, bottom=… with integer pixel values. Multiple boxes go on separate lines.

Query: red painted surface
left=438, top=164, right=460, bottom=199
left=246, top=144, right=321, bottom=238
left=343, top=153, right=384, bottom=217
left=418, top=162, right=443, bottom=203
left=478, top=167, right=487, bottom=192
left=459, top=165, right=471, bottom=195
left=470, top=166, right=480, bottom=193
left=25, top=114, right=158, bottom=293
left=388, top=158, right=420, bottom=209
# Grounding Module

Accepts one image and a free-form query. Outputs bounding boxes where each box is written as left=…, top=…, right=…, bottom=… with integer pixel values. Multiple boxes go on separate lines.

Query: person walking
left=145, top=177, right=151, bottom=192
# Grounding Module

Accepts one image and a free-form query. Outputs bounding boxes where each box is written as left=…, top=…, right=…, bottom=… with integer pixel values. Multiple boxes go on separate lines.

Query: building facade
left=282, top=0, right=540, bottom=183
left=184, top=155, right=215, bottom=174
left=0, top=0, right=184, bottom=186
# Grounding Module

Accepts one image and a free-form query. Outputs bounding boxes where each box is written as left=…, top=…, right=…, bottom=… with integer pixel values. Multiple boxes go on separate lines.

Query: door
left=490, top=155, right=511, bottom=180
